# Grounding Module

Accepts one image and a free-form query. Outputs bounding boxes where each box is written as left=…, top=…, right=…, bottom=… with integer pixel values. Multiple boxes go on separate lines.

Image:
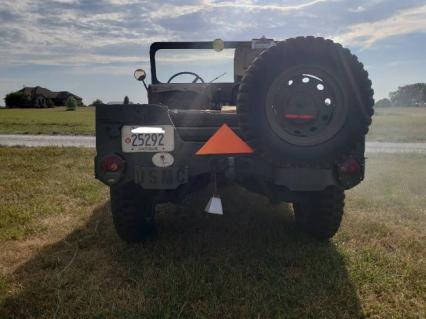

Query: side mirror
left=134, top=69, right=146, bottom=81
left=134, top=68, right=148, bottom=90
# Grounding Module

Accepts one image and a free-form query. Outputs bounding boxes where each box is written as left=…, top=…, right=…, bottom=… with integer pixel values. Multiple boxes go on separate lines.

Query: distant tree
left=4, top=91, right=29, bottom=108
left=34, top=95, right=48, bottom=108
left=46, top=98, right=55, bottom=108
left=66, top=96, right=77, bottom=111
left=389, top=83, right=426, bottom=106
left=90, top=99, right=103, bottom=106
left=123, top=96, right=129, bottom=105
left=375, top=98, right=391, bottom=108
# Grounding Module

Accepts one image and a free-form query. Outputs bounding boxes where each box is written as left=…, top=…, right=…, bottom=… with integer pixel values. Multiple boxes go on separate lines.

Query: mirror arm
left=140, top=79, right=148, bottom=90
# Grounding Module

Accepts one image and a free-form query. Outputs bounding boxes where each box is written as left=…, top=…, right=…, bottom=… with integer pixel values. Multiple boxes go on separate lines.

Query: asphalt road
left=0, top=134, right=95, bottom=148
left=0, top=134, right=426, bottom=154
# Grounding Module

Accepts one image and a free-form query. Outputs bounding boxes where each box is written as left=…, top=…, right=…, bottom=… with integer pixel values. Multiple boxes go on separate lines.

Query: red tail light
left=336, top=158, right=363, bottom=188
left=101, top=155, right=124, bottom=172
left=338, top=158, right=361, bottom=175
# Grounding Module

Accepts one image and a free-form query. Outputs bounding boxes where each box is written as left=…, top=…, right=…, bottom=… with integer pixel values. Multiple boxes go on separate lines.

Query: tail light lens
left=336, top=158, right=363, bottom=188
left=99, top=154, right=125, bottom=185
left=101, top=155, right=124, bottom=172
left=338, top=158, right=361, bottom=175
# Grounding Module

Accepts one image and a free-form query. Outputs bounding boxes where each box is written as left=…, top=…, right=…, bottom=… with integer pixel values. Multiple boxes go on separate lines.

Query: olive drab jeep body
left=95, top=38, right=374, bottom=243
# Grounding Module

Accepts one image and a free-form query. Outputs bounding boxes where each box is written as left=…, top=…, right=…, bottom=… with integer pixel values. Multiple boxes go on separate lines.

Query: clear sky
left=1, top=0, right=425, bottom=105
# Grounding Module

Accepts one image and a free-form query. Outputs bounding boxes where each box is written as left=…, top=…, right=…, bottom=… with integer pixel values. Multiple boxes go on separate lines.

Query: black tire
left=110, top=182, right=157, bottom=243
left=293, top=187, right=345, bottom=240
left=237, top=36, right=374, bottom=164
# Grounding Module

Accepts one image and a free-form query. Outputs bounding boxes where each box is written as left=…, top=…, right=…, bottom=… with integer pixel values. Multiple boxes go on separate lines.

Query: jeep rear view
left=95, top=37, right=374, bottom=243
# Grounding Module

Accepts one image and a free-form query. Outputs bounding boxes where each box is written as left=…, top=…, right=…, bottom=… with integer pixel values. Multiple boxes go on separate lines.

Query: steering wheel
left=167, top=71, right=205, bottom=83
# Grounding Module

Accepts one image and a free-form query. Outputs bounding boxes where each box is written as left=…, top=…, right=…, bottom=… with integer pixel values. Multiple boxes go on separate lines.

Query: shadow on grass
left=1, top=186, right=362, bottom=318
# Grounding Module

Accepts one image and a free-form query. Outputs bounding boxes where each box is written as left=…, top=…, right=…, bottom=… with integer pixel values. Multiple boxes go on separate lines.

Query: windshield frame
left=149, top=41, right=249, bottom=84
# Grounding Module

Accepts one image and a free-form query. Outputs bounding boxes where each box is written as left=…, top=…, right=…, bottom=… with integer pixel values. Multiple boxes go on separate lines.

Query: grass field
left=1, top=106, right=426, bottom=142
left=369, top=107, right=426, bottom=142
left=0, top=147, right=425, bottom=318
left=0, top=107, right=94, bottom=135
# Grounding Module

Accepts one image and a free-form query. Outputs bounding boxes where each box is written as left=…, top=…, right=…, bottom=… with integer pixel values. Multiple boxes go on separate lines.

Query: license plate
left=121, top=125, right=174, bottom=152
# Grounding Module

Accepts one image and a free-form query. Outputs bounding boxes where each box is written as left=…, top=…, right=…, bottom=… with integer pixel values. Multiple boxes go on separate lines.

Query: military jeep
left=95, top=37, right=374, bottom=243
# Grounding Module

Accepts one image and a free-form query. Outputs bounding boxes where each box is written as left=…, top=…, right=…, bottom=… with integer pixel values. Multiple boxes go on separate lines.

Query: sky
left=0, top=0, right=426, bottom=105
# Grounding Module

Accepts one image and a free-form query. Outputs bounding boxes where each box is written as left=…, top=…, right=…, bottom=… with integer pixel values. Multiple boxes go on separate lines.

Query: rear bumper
left=95, top=154, right=339, bottom=192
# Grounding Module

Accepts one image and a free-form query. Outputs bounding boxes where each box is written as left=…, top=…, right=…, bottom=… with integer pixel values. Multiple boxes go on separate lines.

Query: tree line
left=376, top=83, right=426, bottom=107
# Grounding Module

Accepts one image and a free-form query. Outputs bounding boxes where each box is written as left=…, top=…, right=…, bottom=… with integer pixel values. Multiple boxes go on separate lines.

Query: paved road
left=365, top=141, right=426, bottom=154
left=0, top=134, right=95, bottom=148
left=0, top=134, right=426, bottom=154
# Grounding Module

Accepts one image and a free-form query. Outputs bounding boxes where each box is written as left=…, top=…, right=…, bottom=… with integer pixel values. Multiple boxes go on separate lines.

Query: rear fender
left=95, top=104, right=212, bottom=188
left=95, top=104, right=172, bottom=153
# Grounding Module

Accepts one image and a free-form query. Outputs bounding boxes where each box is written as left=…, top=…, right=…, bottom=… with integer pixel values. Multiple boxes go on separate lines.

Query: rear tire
left=110, top=183, right=156, bottom=243
left=293, top=187, right=345, bottom=240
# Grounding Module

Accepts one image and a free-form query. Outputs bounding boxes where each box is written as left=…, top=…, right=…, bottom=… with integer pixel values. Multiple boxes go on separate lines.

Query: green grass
left=0, top=107, right=94, bottom=135
left=368, top=107, right=426, bottom=142
left=0, top=147, right=106, bottom=240
left=0, top=148, right=425, bottom=318
left=1, top=106, right=426, bottom=142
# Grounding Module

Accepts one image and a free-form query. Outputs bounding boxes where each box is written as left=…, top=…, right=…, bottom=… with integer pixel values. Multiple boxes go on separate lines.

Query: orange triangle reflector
left=196, top=124, right=254, bottom=155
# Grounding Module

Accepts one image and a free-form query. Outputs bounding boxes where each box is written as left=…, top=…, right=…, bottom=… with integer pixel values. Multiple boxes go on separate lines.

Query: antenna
left=209, top=72, right=227, bottom=83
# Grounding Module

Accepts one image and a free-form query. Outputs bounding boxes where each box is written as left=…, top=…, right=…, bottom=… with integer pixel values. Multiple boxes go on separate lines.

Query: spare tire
left=237, top=37, right=374, bottom=164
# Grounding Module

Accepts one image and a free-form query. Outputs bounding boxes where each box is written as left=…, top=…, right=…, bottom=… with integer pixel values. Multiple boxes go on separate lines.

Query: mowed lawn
left=369, top=107, right=426, bottom=142
left=1, top=106, right=426, bottom=142
left=0, top=147, right=425, bottom=318
left=0, top=107, right=94, bottom=135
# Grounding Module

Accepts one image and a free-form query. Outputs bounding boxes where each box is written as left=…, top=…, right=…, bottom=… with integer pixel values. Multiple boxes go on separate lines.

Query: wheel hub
left=265, top=66, right=346, bottom=146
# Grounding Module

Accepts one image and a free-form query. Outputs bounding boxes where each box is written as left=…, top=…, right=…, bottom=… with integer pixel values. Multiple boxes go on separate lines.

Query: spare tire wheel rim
left=265, top=65, right=348, bottom=146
